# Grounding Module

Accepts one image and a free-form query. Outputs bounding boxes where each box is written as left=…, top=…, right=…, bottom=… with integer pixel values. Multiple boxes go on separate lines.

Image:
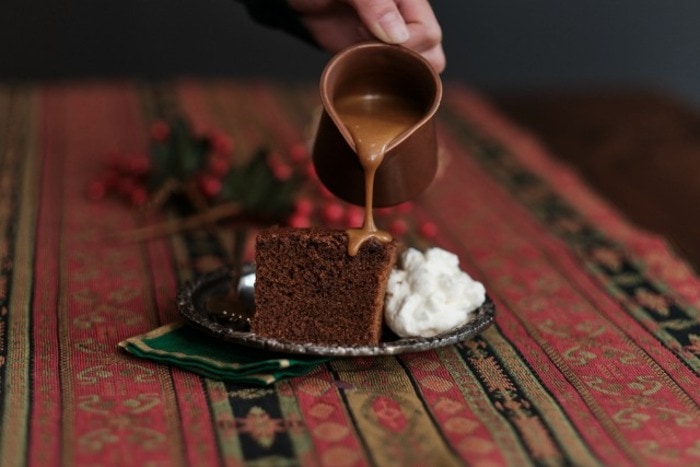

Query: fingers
left=416, top=43, right=446, bottom=73
left=346, top=0, right=445, bottom=72
left=289, top=0, right=446, bottom=72
left=346, top=0, right=410, bottom=44
left=397, top=0, right=445, bottom=72
left=404, top=25, right=445, bottom=73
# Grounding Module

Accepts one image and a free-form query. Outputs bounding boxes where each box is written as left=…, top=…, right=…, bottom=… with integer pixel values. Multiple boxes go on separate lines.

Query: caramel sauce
left=335, top=93, right=423, bottom=256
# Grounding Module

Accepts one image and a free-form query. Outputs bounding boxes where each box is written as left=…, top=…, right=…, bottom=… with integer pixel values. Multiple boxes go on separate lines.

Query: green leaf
left=219, top=148, right=297, bottom=220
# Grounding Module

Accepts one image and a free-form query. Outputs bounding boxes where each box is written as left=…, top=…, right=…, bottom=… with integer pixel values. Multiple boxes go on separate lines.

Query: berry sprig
left=88, top=117, right=299, bottom=224
left=89, top=117, right=308, bottom=243
left=87, top=151, right=152, bottom=207
left=88, top=115, right=438, bottom=242
left=146, top=118, right=235, bottom=208
left=88, top=117, right=235, bottom=211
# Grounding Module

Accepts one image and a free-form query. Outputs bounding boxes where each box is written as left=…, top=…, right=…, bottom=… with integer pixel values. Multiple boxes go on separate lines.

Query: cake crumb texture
left=251, top=227, right=398, bottom=346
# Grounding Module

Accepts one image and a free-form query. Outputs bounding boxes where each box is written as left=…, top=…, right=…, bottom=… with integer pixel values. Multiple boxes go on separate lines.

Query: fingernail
left=378, top=12, right=409, bottom=43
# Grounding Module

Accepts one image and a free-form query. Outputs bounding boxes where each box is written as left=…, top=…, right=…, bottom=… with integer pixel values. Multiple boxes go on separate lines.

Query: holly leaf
left=220, top=148, right=298, bottom=220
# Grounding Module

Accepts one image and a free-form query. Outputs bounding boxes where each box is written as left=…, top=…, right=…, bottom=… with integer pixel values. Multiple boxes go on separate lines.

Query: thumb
left=347, top=0, right=410, bottom=44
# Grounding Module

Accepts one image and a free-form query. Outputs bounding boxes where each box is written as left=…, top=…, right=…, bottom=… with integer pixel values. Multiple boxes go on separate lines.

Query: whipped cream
left=384, top=247, right=486, bottom=338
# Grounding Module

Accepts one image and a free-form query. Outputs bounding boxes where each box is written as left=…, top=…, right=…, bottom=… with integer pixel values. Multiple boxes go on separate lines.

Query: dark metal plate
left=177, top=266, right=496, bottom=357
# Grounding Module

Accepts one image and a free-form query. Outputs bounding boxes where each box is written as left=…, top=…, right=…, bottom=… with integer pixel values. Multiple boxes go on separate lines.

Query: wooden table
left=494, top=90, right=700, bottom=272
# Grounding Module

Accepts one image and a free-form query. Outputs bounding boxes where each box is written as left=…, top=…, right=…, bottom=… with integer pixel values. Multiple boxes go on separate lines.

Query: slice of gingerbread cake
left=251, top=227, right=398, bottom=346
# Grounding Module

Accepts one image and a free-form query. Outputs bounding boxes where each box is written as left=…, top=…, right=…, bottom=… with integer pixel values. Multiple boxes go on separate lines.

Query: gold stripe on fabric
left=275, top=380, right=317, bottom=464
left=204, top=372, right=246, bottom=464
left=331, top=356, right=460, bottom=466
left=0, top=89, right=39, bottom=466
left=436, top=344, right=533, bottom=466
left=484, top=329, right=602, bottom=465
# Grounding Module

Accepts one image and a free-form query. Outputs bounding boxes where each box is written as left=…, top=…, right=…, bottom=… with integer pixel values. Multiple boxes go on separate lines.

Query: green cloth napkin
left=118, top=323, right=331, bottom=386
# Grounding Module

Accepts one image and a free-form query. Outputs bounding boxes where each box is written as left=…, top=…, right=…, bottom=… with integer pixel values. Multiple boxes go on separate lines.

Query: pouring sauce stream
left=335, top=93, right=424, bottom=255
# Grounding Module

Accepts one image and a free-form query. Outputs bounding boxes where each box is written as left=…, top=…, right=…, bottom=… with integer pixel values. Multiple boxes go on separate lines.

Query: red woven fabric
left=0, top=82, right=698, bottom=466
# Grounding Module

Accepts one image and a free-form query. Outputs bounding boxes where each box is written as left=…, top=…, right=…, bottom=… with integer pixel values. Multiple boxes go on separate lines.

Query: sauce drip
left=335, top=93, right=423, bottom=256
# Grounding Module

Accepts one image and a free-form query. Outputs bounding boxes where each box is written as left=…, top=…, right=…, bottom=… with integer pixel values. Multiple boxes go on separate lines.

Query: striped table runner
left=0, top=82, right=699, bottom=466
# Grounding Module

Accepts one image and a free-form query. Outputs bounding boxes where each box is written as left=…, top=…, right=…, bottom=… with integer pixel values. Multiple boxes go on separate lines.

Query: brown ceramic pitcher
left=312, top=42, right=443, bottom=207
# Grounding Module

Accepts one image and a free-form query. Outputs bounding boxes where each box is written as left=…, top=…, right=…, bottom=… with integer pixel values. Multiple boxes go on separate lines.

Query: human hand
left=288, top=0, right=445, bottom=73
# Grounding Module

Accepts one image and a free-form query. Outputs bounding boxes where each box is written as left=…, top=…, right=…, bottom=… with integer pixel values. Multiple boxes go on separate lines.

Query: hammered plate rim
left=177, top=266, right=496, bottom=357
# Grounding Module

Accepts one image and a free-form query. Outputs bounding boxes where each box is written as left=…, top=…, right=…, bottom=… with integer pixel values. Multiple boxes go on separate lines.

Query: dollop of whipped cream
left=384, top=247, right=486, bottom=338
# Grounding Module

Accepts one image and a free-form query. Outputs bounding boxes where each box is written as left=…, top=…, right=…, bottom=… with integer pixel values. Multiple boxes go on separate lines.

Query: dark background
left=2, top=1, right=699, bottom=268
left=1, top=1, right=699, bottom=105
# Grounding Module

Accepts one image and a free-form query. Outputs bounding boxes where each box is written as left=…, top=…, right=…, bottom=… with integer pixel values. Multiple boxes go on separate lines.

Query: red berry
left=199, top=176, right=222, bottom=198
left=288, top=213, right=311, bottom=228
left=210, top=131, right=234, bottom=156
left=288, top=143, right=308, bottom=163
left=390, top=219, right=408, bottom=236
left=271, top=162, right=293, bottom=181
left=127, top=154, right=151, bottom=176
left=419, top=220, right=438, bottom=239
left=87, top=180, right=107, bottom=200
left=345, top=206, right=364, bottom=227
left=150, top=121, right=170, bottom=142
left=294, top=197, right=314, bottom=216
left=322, top=202, right=345, bottom=223
left=395, top=202, right=414, bottom=214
